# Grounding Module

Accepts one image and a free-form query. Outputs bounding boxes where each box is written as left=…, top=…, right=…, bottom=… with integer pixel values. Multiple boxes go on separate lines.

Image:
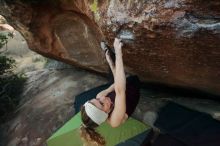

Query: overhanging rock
left=0, top=0, right=219, bottom=96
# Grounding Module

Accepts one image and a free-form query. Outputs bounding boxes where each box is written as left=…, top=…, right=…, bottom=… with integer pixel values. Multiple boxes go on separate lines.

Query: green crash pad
left=47, top=112, right=149, bottom=146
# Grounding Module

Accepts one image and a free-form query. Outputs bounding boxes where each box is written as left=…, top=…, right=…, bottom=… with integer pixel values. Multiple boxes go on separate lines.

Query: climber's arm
left=107, top=38, right=126, bottom=127
left=96, top=84, right=115, bottom=99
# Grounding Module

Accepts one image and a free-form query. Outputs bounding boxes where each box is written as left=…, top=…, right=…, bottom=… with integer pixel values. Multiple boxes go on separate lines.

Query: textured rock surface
left=0, top=68, right=107, bottom=146
left=0, top=0, right=220, bottom=95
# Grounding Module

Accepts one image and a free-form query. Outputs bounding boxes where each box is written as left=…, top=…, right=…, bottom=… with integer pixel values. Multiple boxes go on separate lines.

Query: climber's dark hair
left=80, top=106, right=105, bottom=146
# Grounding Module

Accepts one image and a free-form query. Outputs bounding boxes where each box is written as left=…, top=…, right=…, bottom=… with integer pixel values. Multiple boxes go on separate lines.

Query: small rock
left=143, top=111, right=158, bottom=128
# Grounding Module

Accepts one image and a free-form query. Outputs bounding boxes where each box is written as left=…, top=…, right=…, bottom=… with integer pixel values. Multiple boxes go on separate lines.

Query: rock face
left=0, top=68, right=107, bottom=146
left=0, top=0, right=220, bottom=95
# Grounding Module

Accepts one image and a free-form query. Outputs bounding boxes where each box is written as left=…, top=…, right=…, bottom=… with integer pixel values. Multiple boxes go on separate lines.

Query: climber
left=80, top=38, right=141, bottom=146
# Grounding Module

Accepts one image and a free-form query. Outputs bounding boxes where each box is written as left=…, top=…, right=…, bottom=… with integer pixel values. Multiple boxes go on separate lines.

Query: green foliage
left=0, top=74, right=26, bottom=121
left=0, top=55, right=15, bottom=74
left=0, top=32, right=27, bottom=123
left=0, top=32, right=14, bottom=48
left=0, top=33, right=8, bottom=48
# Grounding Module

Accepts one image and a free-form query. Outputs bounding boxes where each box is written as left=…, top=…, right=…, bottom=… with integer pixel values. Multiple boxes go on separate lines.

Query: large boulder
left=0, top=0, right=219, bottom=95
